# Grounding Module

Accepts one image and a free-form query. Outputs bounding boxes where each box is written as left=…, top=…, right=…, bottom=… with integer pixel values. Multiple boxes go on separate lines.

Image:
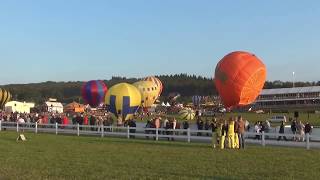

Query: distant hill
left=1, top=74, right=319, bottom=104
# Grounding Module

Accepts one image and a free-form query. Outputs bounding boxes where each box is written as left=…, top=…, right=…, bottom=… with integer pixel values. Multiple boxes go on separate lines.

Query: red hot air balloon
left=214, top=51, right=267, bottom=108
left=81, top=80, right=108, bottom=107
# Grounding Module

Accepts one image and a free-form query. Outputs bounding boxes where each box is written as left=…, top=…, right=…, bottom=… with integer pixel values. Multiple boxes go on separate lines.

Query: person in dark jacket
left=305, top=122, right=312, bottom=134
left=277, top=121, right=288, bottom=141
left=183, top=120, right=189, bottom=135
left=89, top=115, right=96, bottom=131
left=291, top=120, right=297, bottom=141
left=205, top=119, right=211, bottom=136
left=197, top=117, right=204, bottom=136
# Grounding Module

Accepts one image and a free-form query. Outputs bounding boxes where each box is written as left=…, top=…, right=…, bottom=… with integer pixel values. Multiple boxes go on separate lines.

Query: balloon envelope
left=179, top=108, right=195, bottom=120
left=133, top=81, right=158, bottom=108
left=214, top=51, right=267, bottom=108
left=81, top=80, right=108, bottom=107
left=105, top=83, right=141, bottom=121
left=143, top=76, right=163, bottom=97
left=0, top=88, right=12, bottom=109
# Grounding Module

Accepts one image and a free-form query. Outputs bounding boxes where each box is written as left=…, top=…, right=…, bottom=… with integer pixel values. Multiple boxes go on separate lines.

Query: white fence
left=1, top=121, right=320, bottom=150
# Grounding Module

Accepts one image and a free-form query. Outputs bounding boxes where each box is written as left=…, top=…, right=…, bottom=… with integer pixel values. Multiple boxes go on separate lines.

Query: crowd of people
left=0, top=111, right=115, bottom=131
left=0, top=110, right=315, bottom=146
left=210, top=116, right=247, bottom=149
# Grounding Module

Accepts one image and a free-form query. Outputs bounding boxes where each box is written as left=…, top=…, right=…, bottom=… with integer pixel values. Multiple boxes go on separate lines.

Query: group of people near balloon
left=211, top=116, right=247, bottom=149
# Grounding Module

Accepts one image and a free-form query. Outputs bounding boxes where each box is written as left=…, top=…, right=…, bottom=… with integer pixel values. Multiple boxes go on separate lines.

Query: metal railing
left=0, top=121, right=319, bottom=150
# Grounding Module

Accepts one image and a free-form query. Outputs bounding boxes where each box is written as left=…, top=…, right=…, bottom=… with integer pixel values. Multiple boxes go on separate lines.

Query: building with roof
left=254, top=86, right=320, bottom=111
left=5, top=101, right=35, bottom=113
left=44, top=98, right=64, bottom=113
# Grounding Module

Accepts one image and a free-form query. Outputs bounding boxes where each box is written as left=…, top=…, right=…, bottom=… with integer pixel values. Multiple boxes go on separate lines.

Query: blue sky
left=0, top=0, right=319, bottom=85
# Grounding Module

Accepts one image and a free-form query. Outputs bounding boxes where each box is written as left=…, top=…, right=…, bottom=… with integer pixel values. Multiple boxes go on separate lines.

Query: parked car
left=267, top=115, right=287, bottom=123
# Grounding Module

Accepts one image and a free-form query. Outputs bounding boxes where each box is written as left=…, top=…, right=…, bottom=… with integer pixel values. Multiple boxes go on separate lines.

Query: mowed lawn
left=1, top=132, right=320, bottom=180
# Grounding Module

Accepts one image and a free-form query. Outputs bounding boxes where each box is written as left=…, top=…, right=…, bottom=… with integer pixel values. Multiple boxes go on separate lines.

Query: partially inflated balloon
left=0, top=88, right=12, bottom=109
left=179, top=108, right=195, bottom=120
left=133, top=81, right=158, bottom=108
left=81, top=80, right=108, bottom=107
left=105, top=83, right=142, bottom=121
left=214, top=51, right=266, bottom=108
left=143, top=76, right=163, bottom=97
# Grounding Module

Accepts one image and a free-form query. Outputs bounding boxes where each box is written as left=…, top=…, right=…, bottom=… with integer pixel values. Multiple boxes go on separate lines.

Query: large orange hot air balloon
left=214, top=51, right=267, bottom=108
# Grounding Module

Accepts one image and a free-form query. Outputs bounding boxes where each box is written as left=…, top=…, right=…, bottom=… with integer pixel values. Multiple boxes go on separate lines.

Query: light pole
left=292, top=71, right=295, bottom=88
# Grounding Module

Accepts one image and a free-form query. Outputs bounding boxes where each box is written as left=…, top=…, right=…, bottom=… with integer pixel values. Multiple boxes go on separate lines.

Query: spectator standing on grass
left=254, top=122, right=261, bottom=140
left=171, top=118, right=177, bottom=141
left=211, top=119, right=218, bottom=149
left=305, top=122, right=312, bottom=135
left=183, top=120, right=189, bottom=135
left=83, top=115, right=88, bottom=125
left=197, top=117, right=204, bottom=136
left=89, top=115, right=96, bottom=131
left=234, top=117, right=240, bottom=149
left=297, top=121, right=305, bottom=142
left=277, top=121, right=288, bottom=141
left=238, top=116, right=246, bottom=149
left=220, top=120, right=228, bottom=149
left=291, top=120, right=297, bottom=141
left=205, top=119, right=211, bottom=136
left=227, top=118, right=235, bottom=149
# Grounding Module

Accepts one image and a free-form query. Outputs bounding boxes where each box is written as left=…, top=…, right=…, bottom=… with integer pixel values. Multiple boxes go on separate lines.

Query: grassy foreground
left=0, top=131, right=320, bottom=180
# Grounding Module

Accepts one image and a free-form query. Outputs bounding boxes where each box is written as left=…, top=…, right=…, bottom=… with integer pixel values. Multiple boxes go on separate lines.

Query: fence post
left=0, top=120, right=2, bottom=131
left=77, top=123, right=80, bottom=136
left=187, top=128, right=191, bottom=143
left=101, top=124, right=104, bottom=138
left=35, top=122, right=38, bottom=134
left=16, top=122, right=19, bottom=132
left=156, top=128, right=159, bottom=141
left=127, top=126, right=130, bottom=139
left=262, top=131, right=265, bottom=147
left=306, top=133, right=310, bottom=150
left=55, top=123, right=58, bottom=135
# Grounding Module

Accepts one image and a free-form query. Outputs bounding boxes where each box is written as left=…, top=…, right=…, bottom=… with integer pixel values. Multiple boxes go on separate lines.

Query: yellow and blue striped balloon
left=105, top=83, right=142, bottom=121
left=179, top=108, right=195, bottom=120
left=0, top=88, right=12, bottom=109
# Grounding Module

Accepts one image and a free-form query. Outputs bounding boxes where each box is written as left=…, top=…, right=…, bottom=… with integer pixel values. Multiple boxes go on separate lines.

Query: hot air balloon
left=0, top=88, right=12, bottom=109
left=143, top=76, right=163, bottom=97
left=179, top=108, right=195, bottom=120
left=81, top=80, right=108, bottom=107
left=133, top=81, right=158, bottom=108
left=105, top=83, right=142, bottom=121
left=214, top=51, right=267, bottom=108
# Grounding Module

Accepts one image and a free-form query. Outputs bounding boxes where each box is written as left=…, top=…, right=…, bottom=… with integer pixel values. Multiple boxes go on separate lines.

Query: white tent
left=161, top=102, right=166, bottom=106
left=166, top=102, right=171, bottom=107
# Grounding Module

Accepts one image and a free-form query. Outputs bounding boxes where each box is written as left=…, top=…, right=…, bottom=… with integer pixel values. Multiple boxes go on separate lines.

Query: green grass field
left=1, top=131, right=320, bottom=180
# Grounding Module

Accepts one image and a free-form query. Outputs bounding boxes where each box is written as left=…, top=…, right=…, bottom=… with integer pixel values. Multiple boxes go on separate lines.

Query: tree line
left=1, top=74, right=319, bottom=104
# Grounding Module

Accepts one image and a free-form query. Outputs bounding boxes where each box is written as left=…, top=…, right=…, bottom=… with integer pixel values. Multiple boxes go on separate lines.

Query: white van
left=267, top=115, right=287, bottom=123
